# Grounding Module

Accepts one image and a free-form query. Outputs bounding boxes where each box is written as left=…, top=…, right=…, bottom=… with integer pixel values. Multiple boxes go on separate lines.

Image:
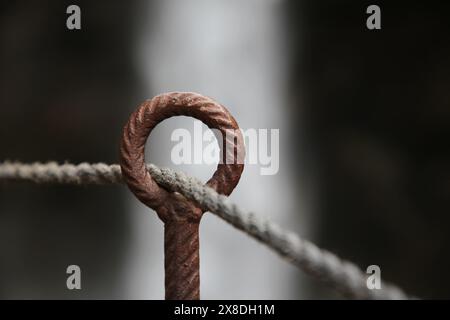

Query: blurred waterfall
left=123, top=0, right=308, bottom=299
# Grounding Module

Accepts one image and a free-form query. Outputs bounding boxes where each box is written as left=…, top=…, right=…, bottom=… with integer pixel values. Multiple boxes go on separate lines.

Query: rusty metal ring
left=120, top=92, right=245, bottom=223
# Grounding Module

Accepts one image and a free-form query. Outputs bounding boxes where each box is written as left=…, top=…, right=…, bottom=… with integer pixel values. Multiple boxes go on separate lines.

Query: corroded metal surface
left=120, top=92, right=244, bottom=299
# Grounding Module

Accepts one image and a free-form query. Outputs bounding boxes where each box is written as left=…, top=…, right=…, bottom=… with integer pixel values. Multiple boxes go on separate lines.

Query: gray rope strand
left=0, top=161, right=410, bottom=299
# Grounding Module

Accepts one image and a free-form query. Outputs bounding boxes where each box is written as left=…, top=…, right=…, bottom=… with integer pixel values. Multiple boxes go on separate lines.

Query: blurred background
left=0, top=0, right=449, bottom=299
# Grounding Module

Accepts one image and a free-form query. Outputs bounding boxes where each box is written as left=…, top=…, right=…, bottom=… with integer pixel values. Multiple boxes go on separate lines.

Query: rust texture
left=120, top=92, right=244, bottom=299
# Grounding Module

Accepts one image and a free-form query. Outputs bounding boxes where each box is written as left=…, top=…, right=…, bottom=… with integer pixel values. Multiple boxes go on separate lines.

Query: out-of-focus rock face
left=287, top=1, right=450, bottom=298
left=0, top=1, right=144, bottom=298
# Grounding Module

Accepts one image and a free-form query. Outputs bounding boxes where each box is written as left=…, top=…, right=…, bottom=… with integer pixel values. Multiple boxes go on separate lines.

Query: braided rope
left=0, top=161, right=411, bottom=299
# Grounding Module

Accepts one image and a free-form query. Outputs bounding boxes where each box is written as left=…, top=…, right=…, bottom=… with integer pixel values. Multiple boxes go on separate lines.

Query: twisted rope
left=0, top=161, right=410, bottom=299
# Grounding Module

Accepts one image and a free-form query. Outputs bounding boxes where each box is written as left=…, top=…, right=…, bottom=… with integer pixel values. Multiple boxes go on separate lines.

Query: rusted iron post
left=120, top=92, right=244, bottom=299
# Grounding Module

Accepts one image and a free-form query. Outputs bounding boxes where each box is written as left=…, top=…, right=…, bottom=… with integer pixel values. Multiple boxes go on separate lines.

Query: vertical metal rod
left=164, top=220, right=200, bottom=300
